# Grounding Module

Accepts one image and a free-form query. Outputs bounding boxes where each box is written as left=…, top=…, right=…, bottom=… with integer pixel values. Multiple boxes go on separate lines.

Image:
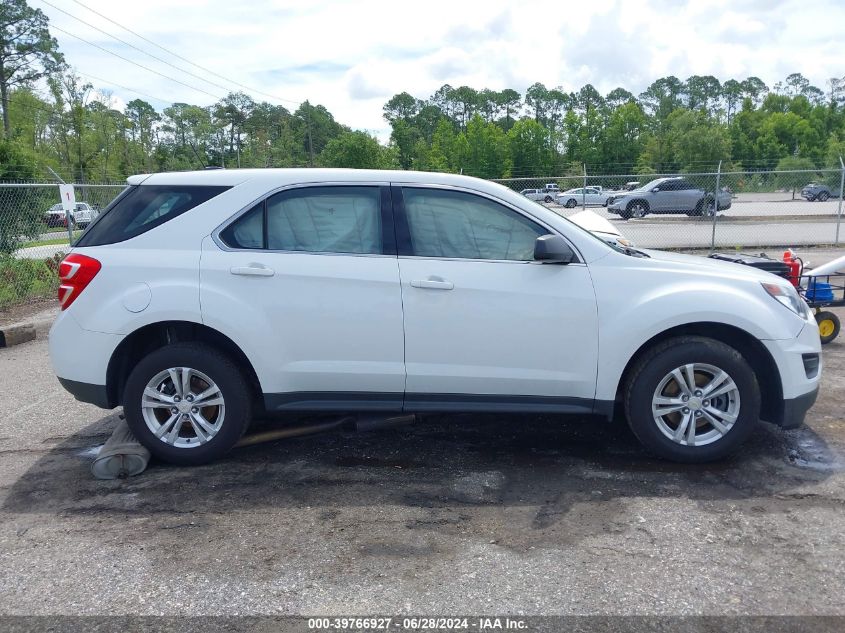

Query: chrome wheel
left=631, top=203, right=647, bottom=218
left=651, top=363, right=740, bottom=447
left=141, top=367, right=226, bottom=448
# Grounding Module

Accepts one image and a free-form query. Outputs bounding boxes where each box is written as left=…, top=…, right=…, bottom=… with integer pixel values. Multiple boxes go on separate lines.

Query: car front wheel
left=123, top=342, right=252, bottom=465
left=624, top=336, right=760, bottom=462
left=818, top=192, right=830, bottom=202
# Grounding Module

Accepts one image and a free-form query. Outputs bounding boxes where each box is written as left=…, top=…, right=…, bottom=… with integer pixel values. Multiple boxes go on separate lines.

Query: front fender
left=591, top=264, right=805, bottom=401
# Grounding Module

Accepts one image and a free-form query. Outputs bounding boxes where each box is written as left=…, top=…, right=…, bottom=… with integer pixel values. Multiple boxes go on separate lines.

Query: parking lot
left=1, top=296, right=845, bottom=617
left=546, top=192, right=845, bottom=250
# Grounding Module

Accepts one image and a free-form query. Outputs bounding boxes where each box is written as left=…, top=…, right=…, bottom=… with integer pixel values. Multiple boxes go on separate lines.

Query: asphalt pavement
left=1, top=302, right=844, bottom=617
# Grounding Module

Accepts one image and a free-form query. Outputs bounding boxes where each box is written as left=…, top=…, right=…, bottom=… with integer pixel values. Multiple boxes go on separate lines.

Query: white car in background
left=45, top=202, right=97, bottom=228
left=556, top=187, right=610, bottom=208
left=520, top=188, right=555, bottom=203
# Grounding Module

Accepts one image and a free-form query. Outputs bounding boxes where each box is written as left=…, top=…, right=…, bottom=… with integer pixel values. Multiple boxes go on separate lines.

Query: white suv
left=49, top=169, right=822, bottom=466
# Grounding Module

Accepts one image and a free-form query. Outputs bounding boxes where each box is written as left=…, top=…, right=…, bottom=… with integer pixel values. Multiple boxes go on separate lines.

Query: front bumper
left=777, top=386, right=819, bottom=429
left=762, top=320, right=822, bottom=428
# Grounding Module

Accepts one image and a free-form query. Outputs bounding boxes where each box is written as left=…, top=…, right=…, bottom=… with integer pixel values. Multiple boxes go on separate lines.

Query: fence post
left=582, top=163, right=587, bottom=210
left=836, top=156, right=845, bottom=246
left=709, top=161, right=722, bottom=254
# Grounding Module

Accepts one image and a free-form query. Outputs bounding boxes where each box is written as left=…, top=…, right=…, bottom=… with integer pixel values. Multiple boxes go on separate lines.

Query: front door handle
left=230, top=264, right=275, bottom=277
left=410, top=277, right=454, bottom=290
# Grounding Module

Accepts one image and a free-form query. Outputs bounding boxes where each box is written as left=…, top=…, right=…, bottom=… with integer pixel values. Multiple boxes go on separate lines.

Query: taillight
left=58, top=253, right=101, bottom=310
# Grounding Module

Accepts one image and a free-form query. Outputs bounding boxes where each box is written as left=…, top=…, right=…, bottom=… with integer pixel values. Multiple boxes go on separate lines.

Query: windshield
left=634, top=178, right=664, bottom=192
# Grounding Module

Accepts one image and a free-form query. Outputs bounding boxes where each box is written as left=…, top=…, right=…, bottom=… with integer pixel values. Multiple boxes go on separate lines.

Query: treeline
left=385, top=75, right=845, bottom=178
left=4, top=71, right=845, bottom=185
left=2, top=78, right=396, bottom=182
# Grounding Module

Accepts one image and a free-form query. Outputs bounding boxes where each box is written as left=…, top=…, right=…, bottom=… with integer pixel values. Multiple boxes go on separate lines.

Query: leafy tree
left=455, top=115, right=508, bottom=178
left=525, top=82, right=549, bottom=123
left=507, top=119, right=554, bottom=177
left=640, top=76, right=684, bottom=120
left=319, top=130, right=395, bottom=169
left=0, top=138, right=41, bottom=253
left=606, top=87, right=635, bottom=109
left=0, top=0, right=63, bottom=137
left=684, top=75, right=721, bottom=114
left=383, top=92, right=419, bottom=123
left=495, top=89, right=521, bottom=131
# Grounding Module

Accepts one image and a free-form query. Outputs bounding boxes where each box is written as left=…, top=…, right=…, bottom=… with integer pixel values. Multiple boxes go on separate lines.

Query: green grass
left=19, top=232, right=81, bottom=249
left=0, top=255, right=61, bottom=310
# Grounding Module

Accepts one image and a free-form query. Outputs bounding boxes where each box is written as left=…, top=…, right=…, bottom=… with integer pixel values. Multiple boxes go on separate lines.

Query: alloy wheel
left=651, top=363, right=740, bottom=446
left=141, top=366, right=226, bottom=448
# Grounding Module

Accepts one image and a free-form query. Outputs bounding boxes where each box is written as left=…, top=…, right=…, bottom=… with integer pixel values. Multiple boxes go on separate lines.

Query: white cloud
left=37, top=0, right=845, bottom=143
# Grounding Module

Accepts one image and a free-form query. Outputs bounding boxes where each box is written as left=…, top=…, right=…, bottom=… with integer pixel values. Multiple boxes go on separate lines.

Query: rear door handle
left=230, top=264, right=275, bottom=277
left=410, top=278, right=454, bottom=290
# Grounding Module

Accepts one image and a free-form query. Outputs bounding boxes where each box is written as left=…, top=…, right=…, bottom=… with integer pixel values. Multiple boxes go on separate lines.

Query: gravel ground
left=1, top=260, right=845, bottom=621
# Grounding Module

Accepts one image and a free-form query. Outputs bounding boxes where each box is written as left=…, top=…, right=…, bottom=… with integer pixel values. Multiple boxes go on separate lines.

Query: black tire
left=544, top=195, right=553, bottom=203
left=816, top=311, right=840, bottom=344
left=818, top=192, right=830, bottom=202
left=123, top=342, right=253, bottom=466
left=624, top=336, right=761, bottom=463
left=627, top=200, right=649, bottom=218
left=564, top=198, right=577, bottom=208
left=696, top=196, right=716, bottom=217
left=806, top=195, right=816, bottom=202
left=619, top=210, right=632, bottom=220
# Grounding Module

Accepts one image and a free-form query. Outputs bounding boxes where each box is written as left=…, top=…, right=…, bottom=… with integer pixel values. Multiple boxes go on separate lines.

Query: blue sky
left=35, top=0, right=845, bottom=141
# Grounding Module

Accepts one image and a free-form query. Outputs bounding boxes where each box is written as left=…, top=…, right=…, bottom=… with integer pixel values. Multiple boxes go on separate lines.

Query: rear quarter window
left=75, top=185, right=230, bottom=246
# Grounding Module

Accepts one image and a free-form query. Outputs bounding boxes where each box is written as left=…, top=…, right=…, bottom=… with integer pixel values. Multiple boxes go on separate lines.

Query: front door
left=394, top=185, right=599, bottom=412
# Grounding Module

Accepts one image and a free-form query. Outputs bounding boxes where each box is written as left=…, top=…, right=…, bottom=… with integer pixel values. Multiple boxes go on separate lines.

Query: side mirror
left=652, top=187, right=660, bottom=192
left=534, top=234, right=575, bottom=264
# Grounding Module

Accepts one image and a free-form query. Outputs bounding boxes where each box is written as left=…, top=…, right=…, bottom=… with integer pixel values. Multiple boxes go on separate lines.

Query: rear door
left=201, top=184, right=406, bottom=411
left=675, top=179, right=701, bottom=211
left=393, top=185, right=599, bottom=411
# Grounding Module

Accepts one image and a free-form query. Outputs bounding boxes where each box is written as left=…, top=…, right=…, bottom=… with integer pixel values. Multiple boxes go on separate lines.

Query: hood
left=641, top=249, right=786, bottom=283
left=568, top=210, right=622, bottom=237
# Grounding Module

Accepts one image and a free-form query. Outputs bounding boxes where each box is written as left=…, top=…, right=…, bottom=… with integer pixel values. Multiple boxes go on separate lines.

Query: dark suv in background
left=801, top=183, right=838, bottom=201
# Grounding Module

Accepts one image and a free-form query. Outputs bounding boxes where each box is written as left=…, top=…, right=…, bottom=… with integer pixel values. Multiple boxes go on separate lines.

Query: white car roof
left=127, top=168, right=505, bottom=194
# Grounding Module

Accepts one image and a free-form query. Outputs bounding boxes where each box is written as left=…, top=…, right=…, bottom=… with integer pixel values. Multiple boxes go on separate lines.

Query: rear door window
left=75, top=185, right=230, bottom=246
left=218, top=186, right=389, bottom=255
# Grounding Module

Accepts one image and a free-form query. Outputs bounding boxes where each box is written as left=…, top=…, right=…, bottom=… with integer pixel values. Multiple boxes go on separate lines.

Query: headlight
left=762, top=282, right=810, bottom=318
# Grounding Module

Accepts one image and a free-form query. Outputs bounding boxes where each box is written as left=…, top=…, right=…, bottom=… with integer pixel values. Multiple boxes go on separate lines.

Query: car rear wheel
left=624, top=336, right=760, bottom=462
left=123, top=342, right=252, bottom=465
left=544, top=195, right=553, bottom=203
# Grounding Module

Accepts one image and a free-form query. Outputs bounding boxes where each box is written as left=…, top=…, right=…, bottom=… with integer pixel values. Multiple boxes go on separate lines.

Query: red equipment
left=782, top=249, right=803, bottom=287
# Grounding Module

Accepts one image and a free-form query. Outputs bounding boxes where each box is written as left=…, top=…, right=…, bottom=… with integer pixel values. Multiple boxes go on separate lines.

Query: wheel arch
left=613, top=321, right=783, bottom=423
left=626, top=198, right=649, bottom=211
left=105, top=320, right=262, bottom=410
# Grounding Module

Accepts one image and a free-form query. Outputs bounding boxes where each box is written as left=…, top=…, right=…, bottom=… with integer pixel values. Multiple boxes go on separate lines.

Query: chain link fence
left=493, top=164, right=845, bottom=251
left=2, top=167, right=845, bottom=311
left=0, top=182, right=125, bottom=311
